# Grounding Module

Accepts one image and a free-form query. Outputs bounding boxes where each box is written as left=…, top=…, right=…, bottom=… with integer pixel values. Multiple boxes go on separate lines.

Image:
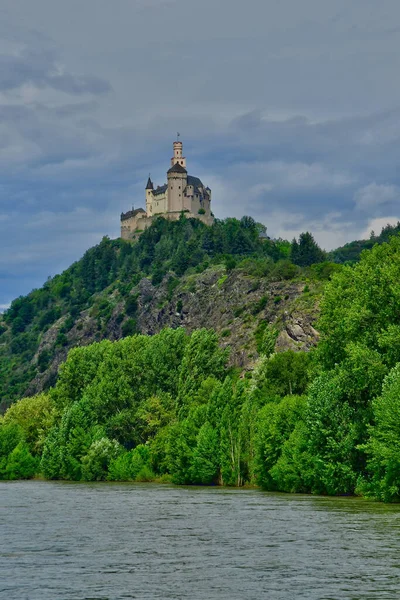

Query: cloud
left=0, top=24, right=111, bottom=96
left=354, top=183, right=400, bottom=210
left=1, top=1, right=400, bottom=303
left=0, top=48, right=111, bottom=95
left=252, top=161, right=355, bottom=192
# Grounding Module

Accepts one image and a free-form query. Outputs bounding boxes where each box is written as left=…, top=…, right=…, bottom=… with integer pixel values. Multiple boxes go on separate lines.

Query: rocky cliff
left=28, top=265, right=320, bottom=396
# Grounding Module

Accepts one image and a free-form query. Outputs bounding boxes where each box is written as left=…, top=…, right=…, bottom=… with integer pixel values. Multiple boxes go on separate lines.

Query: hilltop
left=1, top=215, right=399, bottom=413
left=0, top=215, right=329, bottom=411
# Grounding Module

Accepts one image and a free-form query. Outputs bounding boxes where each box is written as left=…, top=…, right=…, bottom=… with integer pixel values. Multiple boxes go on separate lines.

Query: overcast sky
left=1, top=0, right=400, bottom=307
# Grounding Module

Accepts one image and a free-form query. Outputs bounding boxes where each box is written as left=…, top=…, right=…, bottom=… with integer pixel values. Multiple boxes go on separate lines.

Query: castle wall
left=151, top=192, right=168, bottom=215
left=121, top=214, right=141, bottom=239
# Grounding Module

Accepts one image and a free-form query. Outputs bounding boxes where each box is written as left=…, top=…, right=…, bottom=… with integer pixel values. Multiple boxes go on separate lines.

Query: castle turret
left=171, top=140, right=186, bottom=169
left=145, top=176, right=154, bottom=214
left=167, top=161, right=187, bottom=213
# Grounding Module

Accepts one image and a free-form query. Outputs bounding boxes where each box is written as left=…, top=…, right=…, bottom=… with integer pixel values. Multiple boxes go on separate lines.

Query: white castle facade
left=121, top=140, right=214, bottom=239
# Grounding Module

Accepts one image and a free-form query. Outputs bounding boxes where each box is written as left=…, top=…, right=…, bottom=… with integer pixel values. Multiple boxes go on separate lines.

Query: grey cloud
left=1, top=0, right=400, bottom=303
left=0, top=45, right=111, bottom=95
left=354, top=183, right=400, bottom=211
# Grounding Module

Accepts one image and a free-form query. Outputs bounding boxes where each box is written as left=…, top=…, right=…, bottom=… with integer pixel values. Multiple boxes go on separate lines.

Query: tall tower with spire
left=171, top=137, right=186, bottom=169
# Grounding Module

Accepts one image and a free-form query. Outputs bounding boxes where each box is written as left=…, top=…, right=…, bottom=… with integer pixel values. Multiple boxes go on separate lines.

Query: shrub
left=125, top=294, right=139, bottom=317
left=122, top=319, right=138, bottom=337
left=108, top=445, right=152, bottom=481
left=38, top=349, right=52, bottom=373
left=224, top=255, right=236, bottom=271
left=3, top=442, right=38, bottom=480
left=217, top=275, right=228, bottom=287
left=81, top=438, right=121, bottom=481
left=233, top=306, right=245, bottom=318
left=271, top=260, right=299, bottom=281
left=55, top=333, right=68, bottom=348
left=252, top=295, right=268, bottom=315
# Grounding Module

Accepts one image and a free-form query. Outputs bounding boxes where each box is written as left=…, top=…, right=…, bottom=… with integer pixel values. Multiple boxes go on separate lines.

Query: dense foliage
left=3, top=233, right=400, bottom=501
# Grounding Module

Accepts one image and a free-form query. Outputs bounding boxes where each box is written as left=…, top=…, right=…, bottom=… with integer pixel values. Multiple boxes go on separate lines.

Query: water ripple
left=1, top=482, right=400, bottom=599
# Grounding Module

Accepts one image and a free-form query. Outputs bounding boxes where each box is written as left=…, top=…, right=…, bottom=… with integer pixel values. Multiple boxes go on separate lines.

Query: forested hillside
left=329, top=221, right=400, bottom=263
left=2, top=235, right=400, bottom=501
left=0, top=216, right=330, bottom=411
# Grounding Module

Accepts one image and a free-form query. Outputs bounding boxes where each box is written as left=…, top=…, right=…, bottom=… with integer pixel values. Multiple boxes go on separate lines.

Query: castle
left=121, top=139, right=214, bottom=239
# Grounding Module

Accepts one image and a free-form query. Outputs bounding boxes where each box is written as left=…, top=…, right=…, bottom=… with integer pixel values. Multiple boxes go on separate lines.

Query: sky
left=1, top=0, right=400, bottom=307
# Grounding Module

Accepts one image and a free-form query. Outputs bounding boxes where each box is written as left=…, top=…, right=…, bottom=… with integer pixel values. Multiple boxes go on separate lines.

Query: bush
left=271, top=260, right=299, bottom=281
left=125, top=294, right=139, bottom=317
left=252, top=295, right=268, bottom=315
left=122, top=319, right=138, bottom=337
left=238, top=257, right=273, bottom=277
left=38, top=349, right=52, bottom=373
left=55, top=332, right=68, bottom=348
left=108, top=445, right=152, bottom=481
left=3, top=442, right=38, bottom=480
left=81, top=438, right=121, bottom=481
left=224, top=255, right=236, bottom=272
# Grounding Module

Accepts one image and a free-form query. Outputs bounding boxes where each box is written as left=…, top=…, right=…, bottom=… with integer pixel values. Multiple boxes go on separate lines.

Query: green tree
left=4, top=442, right=38, bottom=480
left=317, top=235, right=400, bottom=369
left=362, top=364, right=400, bottom=502
left=1, top=393, right=56, bottom=454
left=291, top=232, right=326, bottom=267
left=191, top=422, right=219, bottom=484
left=255, top=395, right=306, bottom=490
left=81, top=437, right=121, bottom=481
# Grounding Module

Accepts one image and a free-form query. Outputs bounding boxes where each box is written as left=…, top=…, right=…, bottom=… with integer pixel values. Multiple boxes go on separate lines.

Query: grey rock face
left=27, top=267, right=320, bottom=395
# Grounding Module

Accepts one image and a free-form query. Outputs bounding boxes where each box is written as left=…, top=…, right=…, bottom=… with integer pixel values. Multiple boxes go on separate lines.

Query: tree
left=4, top=442, right=38, bottom=480
left=1, top=393, right=56, bottom=454
left=317, top=235, right=400, bottom=369
left=177, top=329, right=229, bottom=405
left=81, top=437, right=121, bottom=481
left=291, top=232, right=326, bottom=267
left=255, top=395, right=306, bottom=490
left=191, top=422, right=219, bottom=484
left=362, top=364, right=400, bottom=502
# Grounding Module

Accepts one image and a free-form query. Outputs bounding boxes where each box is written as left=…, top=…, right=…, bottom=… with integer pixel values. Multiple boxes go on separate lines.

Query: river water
left=1, top=482, right=400, bottom=600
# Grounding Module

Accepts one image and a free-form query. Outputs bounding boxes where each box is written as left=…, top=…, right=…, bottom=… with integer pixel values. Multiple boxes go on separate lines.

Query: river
left=1, top=481, right=400, bottom=599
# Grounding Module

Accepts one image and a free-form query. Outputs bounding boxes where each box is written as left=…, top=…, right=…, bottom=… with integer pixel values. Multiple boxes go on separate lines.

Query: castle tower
left=171, top=139, right=186, bottom=169
left=167, top=162, right=187, bottom=213
left=145, top=176, right=154, bottom=214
